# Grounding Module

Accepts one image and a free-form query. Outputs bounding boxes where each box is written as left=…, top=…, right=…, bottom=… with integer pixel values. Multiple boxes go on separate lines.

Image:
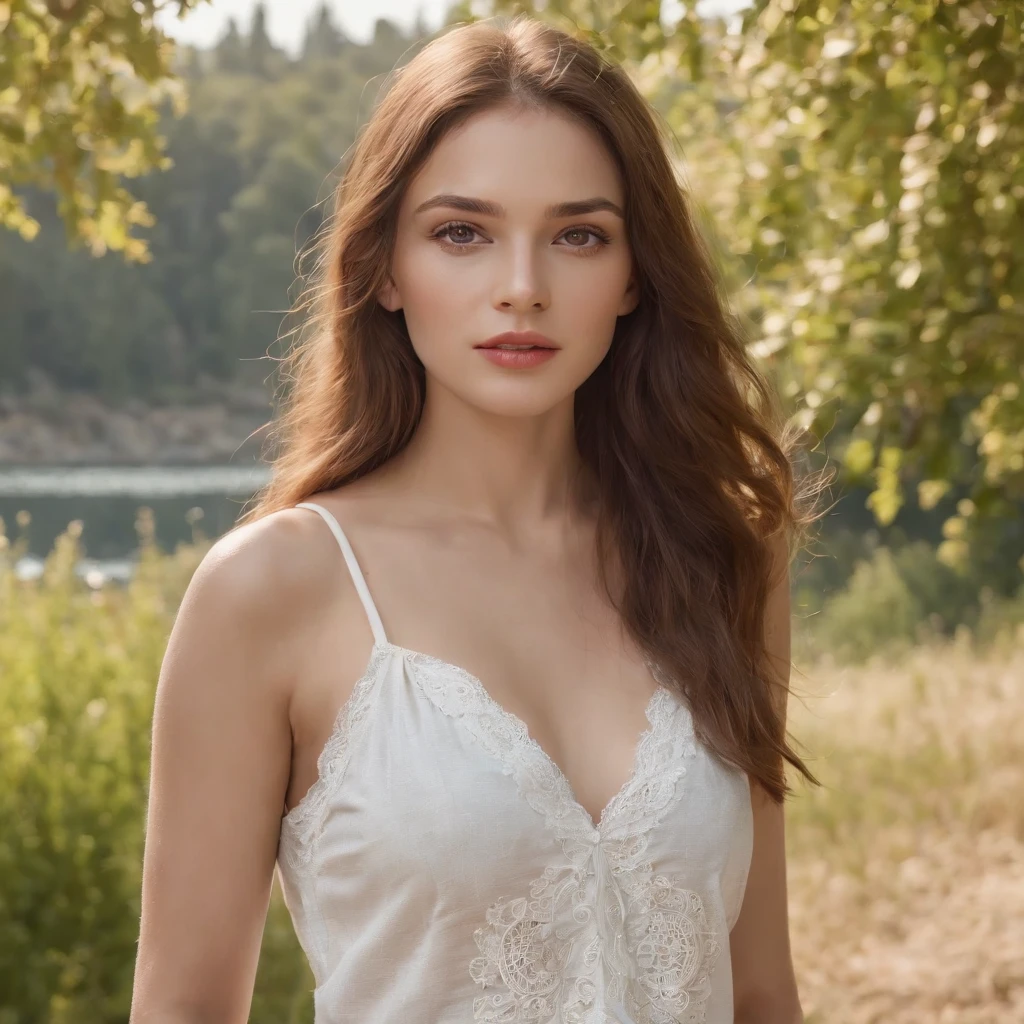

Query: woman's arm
left=129, top=516, right=311, bottom=1024
left=729, top=530, right=804, bottom=1024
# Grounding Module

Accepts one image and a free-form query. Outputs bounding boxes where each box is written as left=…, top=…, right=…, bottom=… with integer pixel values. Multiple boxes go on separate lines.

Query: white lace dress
left=276, top=502, right=754, bottom=1024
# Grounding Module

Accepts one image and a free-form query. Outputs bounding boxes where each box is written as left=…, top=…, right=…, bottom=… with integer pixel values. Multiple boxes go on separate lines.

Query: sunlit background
left=157, top=0, right=753, bottom=50
left=1, top=2, right=1021, bottom=1021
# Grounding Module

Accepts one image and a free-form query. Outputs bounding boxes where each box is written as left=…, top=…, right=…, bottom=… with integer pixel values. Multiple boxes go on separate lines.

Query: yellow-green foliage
left=0, top=517, right=313, bottom=1023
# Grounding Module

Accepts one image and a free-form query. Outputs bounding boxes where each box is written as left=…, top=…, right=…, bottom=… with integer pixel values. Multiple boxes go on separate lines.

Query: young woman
left=131, top=14, right=820, bottom=1024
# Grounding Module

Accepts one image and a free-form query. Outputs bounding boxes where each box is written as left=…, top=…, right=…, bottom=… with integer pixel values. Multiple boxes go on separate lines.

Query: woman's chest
left=287, top=648, right=752, bottom=886
left=292, top=604, right=668, bottom=831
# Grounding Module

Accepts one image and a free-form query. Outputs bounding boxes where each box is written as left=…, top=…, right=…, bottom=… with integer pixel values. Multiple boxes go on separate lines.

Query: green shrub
left=0, top=517, right=312, bottom=1023
left=796, top=541, right=1024, bottom=664
left=889, top=541, right=980, bottom=635
left=805, top=547, right=926, bottom=663
left=973, top=583, right=1024, bottom=651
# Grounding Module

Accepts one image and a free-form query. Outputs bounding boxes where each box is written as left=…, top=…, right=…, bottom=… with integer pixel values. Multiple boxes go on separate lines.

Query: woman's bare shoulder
left=190, top=503, right=350, bottom=624
left=182, top=488, right=395, bottom=659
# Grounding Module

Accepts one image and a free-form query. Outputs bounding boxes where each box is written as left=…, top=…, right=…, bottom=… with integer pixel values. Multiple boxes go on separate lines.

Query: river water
left=0, top=464, right=273, bottom=584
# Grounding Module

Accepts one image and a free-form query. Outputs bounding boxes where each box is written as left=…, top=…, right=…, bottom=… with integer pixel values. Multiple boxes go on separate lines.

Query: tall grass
left=1, top=518, right=1021, bottom=1021
left=787, top=637, right=1024, bottom=1022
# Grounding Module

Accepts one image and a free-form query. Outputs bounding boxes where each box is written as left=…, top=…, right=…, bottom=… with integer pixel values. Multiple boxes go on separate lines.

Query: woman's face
left=379, top=102, right=639, bottom=418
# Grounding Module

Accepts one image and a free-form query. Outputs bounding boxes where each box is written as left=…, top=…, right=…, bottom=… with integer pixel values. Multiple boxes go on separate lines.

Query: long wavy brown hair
left=238, top=13, right=824, bottom=803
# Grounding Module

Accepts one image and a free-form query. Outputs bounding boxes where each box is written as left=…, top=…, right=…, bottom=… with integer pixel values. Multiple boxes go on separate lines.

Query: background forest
left=1, top=5, right=416, bottom=398
left=1, top=1, right=1022, bottom=1021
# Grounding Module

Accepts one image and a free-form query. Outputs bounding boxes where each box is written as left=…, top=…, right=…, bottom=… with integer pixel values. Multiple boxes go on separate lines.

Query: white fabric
left=276, top=501, right=754, bottom=1023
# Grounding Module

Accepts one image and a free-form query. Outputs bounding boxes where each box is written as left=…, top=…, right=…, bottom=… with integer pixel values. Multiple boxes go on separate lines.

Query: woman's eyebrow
left=413, top=194, right=624, bottom=219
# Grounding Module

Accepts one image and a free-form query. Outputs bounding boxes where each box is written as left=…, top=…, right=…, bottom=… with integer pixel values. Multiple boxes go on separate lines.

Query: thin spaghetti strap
left=295, top=502, right=388, bottom=646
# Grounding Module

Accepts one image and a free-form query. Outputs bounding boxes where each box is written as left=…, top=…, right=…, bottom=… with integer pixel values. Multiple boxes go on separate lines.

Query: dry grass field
left=785, top=634, right=1024, bottom=1023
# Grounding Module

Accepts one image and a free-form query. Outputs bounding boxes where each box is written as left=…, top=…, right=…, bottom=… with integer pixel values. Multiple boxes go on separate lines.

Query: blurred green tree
left=650, top=0, right=1023, bottom=564
left=0, top=12, right=421, bottom=399
left=302, top=1, right=349, bottom=62
left=0, top=0, right=209, bottom=260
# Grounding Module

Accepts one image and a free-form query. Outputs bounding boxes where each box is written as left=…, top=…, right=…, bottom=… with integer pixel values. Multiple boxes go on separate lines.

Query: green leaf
left=844, top=437, right=875, bottom=477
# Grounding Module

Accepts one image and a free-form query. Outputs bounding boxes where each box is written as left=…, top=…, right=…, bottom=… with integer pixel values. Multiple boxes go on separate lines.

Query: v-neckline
left=384, top=640, right=673, bottom=837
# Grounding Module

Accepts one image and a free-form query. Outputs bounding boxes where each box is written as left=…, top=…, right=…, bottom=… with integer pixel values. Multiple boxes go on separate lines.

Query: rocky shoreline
left=0, top=376, right=277, bottom=466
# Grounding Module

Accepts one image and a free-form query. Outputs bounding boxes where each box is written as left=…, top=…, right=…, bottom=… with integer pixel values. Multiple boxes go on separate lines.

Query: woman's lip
left=476, top=347, right=558, bottom=368
left=475, top=331, right=559, bottom=349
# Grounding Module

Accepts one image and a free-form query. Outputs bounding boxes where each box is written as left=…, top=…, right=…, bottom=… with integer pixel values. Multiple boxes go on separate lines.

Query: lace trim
left=403, top=646, right=695, bottom=847
left=404, top=648, right=597, bottom=839
left=277, top=641, right=390, bottom=866
left=276, top=642, right=694, bottom=866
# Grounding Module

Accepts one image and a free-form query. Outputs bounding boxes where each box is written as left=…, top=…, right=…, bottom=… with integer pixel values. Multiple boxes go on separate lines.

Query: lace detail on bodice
left=403, top=645, right=692, bottom=846
left=278, top=642, right=390, bottom=867
left=403, top=647, right=717, bottom=1023
left=466, top=862, right=720, bottom=1024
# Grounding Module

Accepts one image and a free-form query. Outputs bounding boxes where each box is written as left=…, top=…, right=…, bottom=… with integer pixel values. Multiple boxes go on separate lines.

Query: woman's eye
left=436, top=223, right=478, bottom=245
left=432, top=222, right=610, bottom=252
left=563, top=228, right=595, bottom=247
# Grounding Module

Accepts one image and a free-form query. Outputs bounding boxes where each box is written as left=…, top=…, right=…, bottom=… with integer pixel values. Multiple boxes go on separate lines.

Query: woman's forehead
left=404, top=107, right=623, bottom=212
